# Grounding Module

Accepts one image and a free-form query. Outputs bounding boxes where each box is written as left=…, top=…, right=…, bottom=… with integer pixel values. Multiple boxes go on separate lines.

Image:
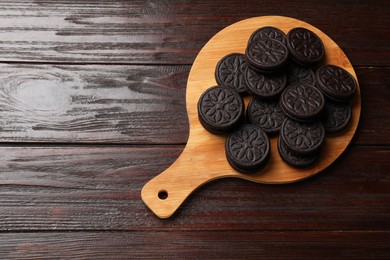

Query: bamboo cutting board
left=141, top=16, right=361, bottom=219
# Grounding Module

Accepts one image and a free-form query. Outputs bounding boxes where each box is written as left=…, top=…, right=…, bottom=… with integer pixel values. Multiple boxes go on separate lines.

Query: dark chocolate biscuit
left=245, top=38, right=289, bottom=72
left=278, top=136, right=320, bottom=167
left=198, top=86, right=244, bottom=134
left=215, top=53, right=249, bottom=95
left=280, top=82, right=325, bottom=122
left=225, top=124, right=270, bottom=173
left=245, top=66, right=287, bottom=100
left=287, top=27, right=325, bottom=66
left=286, top=61, right=315, bottom=85
left=247, top=98, right=286, bottom=135
left=316, top=64, right=357, bottom=102
left=249, top=26, right=287, bottom=45
left=280, top=118, right=325, bottom=155
left=322, top=101, right=352, bottom=133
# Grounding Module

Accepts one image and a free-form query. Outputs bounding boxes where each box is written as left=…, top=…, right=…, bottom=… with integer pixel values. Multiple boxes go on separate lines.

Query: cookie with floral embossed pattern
left=287, top=27, right=324, bottom=66
left=198, top=86, right=244, bottom=134
left=286, top=61, right=315, bottom=86
left=245, top=38, right=289, bottom=72
left=244, top=66, right=286, bottom=100
left=280, top=82, right=325, bottom=122
left=278, top=136, right=320, bottom=167
left=280, top=118, right=325, bottom=156
left=247, top=98, right=286, bottom=135
left=225, top=124, right=270, bottom=173
left=322, top=100, right=352, bottom=133
left=215, top=53, right=249, bottom=95
left=316, top=64, right=357, bottom=102
left=248, top=26, right=287, bottom=45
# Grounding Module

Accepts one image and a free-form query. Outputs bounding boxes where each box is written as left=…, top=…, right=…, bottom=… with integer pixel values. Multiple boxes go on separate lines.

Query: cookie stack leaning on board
left=197, top=26, right=357, bottom=173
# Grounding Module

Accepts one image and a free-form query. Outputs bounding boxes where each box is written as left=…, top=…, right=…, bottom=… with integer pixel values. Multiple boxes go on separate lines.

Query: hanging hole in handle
left=158, top=190, right=168, bottom=200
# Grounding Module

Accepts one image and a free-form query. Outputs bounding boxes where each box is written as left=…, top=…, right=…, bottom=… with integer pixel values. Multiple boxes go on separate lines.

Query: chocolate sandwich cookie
left=280, top=82, right=325, bottom=122
left=316, top=64, right=357, bottom=102
left=278, top=136, right=320, bottom=168
left=322, top=101, right=352, bottom=133
left=287, top=27, right=325, bottom=66
left=245, top=38, right=289, bottom=72
left=280, top=118, right=325, bottom=155
left=215, top=53, right=249, bottom=95
left=249, top=26, right=287, bottom=45
left=245, top=66, right=287, bottom=100
left=198, top=86, right=244, bottom=134
left=247, top=98, right=286, bottom=135
left=225, top=124, right=270, bottom=173
left=286, top=61, right=315, bottom=86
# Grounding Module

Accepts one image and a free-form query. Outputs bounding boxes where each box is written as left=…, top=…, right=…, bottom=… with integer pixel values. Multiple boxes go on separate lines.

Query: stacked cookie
left=197, top=26, right=357, bottom=173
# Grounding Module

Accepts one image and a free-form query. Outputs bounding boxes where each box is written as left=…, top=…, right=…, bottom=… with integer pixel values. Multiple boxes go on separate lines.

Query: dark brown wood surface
left=0, top=1, right=389, bottom=259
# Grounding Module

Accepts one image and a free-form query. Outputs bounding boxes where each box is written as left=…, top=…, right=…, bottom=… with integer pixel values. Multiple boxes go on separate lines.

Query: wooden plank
left=354, top=67, right=390, bottom=145
left=0, top=1, right=388, bottom=66
left=0, top=64, right=388, bottom=145
left=0, top=231, right=389, bottom=259
left=0, top=145, right=388, bottom=231
left=0, top=64, right=189, bottom=144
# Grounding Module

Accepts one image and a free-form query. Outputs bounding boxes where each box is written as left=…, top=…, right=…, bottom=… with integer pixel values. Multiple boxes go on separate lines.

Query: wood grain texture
left=0, top=1, right=388, bottom=66
left=0, top=145, right=388, bottom=231
left=1, top=231, right=389, bottom=259
left=0, top=64, right=189, bottom=144
left=0, top=65, right=388, bottom=145
left=354, top=67, right=390, bottom=145
left=0, top=1, right=388, bottom=258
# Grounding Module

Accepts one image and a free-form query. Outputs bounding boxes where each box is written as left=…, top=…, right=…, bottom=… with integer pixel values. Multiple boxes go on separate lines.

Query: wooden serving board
left=141, top=16, right=361, bottom=219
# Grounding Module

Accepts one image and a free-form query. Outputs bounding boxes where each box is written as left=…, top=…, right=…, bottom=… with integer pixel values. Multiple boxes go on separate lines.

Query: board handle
left=141, top=148, right=215, bottom=218
left=141, top=131, right=230, bottom=218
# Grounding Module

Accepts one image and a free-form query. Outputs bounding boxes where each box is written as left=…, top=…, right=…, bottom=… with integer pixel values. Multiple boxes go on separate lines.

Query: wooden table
left=0, top=1, right=389, bottom=259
